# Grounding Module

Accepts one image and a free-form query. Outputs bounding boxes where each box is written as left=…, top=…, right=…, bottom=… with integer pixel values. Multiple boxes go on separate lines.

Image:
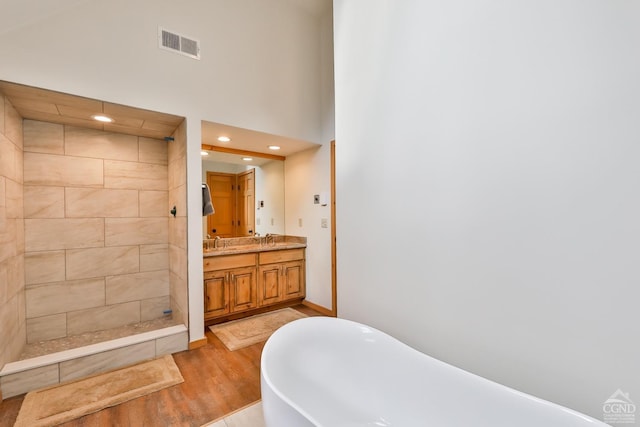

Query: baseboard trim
left=188, top=338, right=208, bottom=350
left=302, top=300, right=335, bottom=317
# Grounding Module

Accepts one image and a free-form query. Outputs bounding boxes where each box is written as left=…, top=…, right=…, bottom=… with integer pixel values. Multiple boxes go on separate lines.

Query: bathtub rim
left=261, top=317, right=332, bottom=427
left=260, top=316, right=607, bottom=427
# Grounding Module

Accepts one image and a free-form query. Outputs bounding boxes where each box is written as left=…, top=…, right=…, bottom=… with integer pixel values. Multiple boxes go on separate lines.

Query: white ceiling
left=0, top=80, right=184, bottom=140
left=202, top=151, right=275, bottom=167
left=201, top=120, right=319, bottom=158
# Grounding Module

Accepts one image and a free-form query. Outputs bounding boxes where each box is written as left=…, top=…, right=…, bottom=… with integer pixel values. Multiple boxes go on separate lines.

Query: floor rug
left=14, top=355, right=184, bottom=427
left=209, top=308, right=307, bottom=351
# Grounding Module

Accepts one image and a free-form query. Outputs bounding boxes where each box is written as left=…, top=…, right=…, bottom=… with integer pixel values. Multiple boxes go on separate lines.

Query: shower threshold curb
left=0, top=324, right=187, bottom=377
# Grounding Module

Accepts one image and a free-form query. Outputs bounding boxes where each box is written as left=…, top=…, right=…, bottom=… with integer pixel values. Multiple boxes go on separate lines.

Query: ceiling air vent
left=158, top=27, right=201, bottom=60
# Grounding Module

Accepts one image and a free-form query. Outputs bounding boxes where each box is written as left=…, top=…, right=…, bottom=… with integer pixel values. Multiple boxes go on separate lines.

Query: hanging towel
left=202, top=183, right=215, bottom=216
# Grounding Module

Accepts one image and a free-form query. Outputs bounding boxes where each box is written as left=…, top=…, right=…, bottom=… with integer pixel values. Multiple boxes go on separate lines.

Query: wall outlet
left=321, top=218, right=328, bottom=228
left=271, top=218, right=275, bottom=226
left=256, top=218, right=261, bottom=225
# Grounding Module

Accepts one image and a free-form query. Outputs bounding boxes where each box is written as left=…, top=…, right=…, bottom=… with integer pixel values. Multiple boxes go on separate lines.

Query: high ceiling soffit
left=0, top=81, right=184, bottom=140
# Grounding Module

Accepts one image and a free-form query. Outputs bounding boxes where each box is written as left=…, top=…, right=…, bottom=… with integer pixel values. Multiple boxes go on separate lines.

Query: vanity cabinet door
left=258, top=264, right=283, bottom=306
left=258, top=259, right=306, bottom=307
left=229, top=266, right=258, bottom=313
left=282, top=260, right=305, bottom=299
left=204, top=271, right=229, bottom=318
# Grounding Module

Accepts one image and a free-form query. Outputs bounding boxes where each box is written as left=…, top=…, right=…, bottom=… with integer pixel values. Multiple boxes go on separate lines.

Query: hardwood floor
left=0, top=305, right=322, bottom=427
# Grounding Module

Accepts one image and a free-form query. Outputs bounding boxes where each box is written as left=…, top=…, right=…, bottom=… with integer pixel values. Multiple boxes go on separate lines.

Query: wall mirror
left=201, top=119, right=318, bottom=239
left=202, top=150, right=285, bottom=238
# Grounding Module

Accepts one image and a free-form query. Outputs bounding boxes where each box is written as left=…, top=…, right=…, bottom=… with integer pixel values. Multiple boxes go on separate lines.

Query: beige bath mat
left=14, top=354, right=184, bottom=427
left=209, top=308, right=307, bottom=351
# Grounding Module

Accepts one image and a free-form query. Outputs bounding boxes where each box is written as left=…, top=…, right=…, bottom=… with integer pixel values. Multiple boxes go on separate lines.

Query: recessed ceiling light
left=200, top=151, right=209, bottom=156
left=268, top=145, right=280, bottom=150
left=242, top=157, right=253, bottom=161
left=217, top=136, right=231, bottom=142
left=92, top=115, right=113, bottom=123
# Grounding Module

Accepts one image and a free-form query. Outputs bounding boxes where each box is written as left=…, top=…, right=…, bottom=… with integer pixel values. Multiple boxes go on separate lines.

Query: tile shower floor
left=19, top=316, right=182, bottom=360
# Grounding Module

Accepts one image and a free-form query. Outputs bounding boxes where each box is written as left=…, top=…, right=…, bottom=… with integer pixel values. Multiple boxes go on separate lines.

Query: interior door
left=237, top=169, right=255, bottom=236
left=207, top=172, right=236, bottom=237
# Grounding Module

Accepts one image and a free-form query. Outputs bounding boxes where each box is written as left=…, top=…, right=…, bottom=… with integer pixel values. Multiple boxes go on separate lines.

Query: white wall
left=334, top=0, right=640, bottom=421
left=320, top=6, right=336, bottom=145
left=0, top=0, right=331, bottom=344
left=0, top=0, right=323, bottom=143
left=282, top=4, right=335, bottom=311
left=255, top=160, right=286, bottom=236
left=285, top=145, right=333, bottom=310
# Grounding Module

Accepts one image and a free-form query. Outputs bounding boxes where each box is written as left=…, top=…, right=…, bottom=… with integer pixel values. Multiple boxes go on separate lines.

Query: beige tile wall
left=23, top=120, right=173, bottom=343
left=0, top=94, right=26, bottom=369
left=167, top=120, right=188, bottom=326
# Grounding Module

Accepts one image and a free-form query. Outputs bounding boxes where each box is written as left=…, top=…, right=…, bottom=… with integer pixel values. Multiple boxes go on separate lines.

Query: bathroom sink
left=203, top=236, right=306, bottom=256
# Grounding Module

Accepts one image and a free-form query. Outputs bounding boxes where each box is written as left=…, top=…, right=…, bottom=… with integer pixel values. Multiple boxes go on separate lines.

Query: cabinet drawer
left=259, top=248, right=304, bottom=265
left=204, top=253, right=256, bottom=271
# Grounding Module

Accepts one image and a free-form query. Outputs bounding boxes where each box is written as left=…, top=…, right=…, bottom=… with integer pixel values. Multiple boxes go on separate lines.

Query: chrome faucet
left=213, top=236, right=222, bottom=249
left=265, top=233, right=276, bottom=246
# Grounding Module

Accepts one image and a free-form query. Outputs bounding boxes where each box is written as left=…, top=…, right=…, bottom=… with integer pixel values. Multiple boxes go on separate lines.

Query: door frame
left=331, top=140, right=337, bottom=316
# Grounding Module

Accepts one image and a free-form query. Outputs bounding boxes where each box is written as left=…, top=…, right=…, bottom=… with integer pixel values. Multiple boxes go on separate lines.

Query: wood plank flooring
left=0, top=305, right=321, bottom=427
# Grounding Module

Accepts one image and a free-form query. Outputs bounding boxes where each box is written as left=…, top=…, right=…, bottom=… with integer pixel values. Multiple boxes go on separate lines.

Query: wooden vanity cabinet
left=204, top=248, right=305, bottom=322
left=228, top=266, right=258, bottom=312
left=258, top=264, right=284, bottom=306
left=282, top=260, right=305, bottom=299
left=258, top=249, right=305, bottom=305
left=204, top=254, right=258, bottom=321
left=204, top=271, right=229, bottom=317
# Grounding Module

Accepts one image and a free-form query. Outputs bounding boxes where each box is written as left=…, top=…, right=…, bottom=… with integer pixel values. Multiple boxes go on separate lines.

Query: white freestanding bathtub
left=260, top=317, right=607, bottom=427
